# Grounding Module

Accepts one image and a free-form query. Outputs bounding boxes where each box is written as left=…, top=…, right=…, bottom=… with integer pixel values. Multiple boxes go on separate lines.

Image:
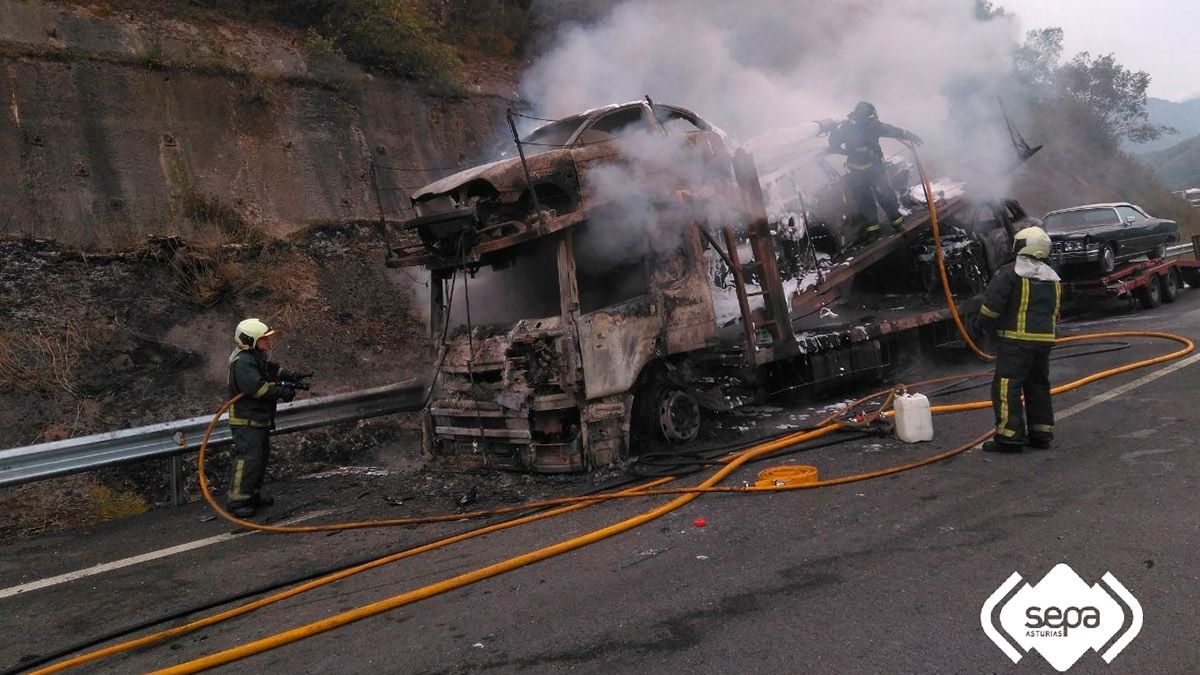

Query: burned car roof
left=411, top=101, right=719, bottom=201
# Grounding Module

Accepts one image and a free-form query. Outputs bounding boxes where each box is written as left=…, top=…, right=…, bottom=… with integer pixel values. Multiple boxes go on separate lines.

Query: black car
left=1044, top=202, right=1178, bottom=275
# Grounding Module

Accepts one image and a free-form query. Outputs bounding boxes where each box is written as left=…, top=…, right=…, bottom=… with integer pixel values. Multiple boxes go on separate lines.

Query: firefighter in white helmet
left=225, top=318, right=309, bottom=517
left=974, top=226, right=1061, bottom=452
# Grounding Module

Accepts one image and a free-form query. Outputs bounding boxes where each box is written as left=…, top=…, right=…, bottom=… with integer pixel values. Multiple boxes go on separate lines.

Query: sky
left=1001, top=0, right=1200, bottom=101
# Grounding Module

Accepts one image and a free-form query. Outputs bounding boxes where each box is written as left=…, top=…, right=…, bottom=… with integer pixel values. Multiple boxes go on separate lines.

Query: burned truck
left=388, top=101, right=1031, bottom=472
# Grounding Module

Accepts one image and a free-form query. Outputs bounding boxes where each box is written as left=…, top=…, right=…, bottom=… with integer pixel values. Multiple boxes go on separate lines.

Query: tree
left=1057, top=52, right=1172, bottom=143
left=1011, top=28, right=1063, bottom=98
left=1010, top=28, right=1172, bottom=144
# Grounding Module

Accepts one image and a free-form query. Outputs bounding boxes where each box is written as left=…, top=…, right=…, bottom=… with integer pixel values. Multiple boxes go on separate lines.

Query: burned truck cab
left=389, top=102, right=739, bottom=472
left=399, top=205, right=729, bottom=473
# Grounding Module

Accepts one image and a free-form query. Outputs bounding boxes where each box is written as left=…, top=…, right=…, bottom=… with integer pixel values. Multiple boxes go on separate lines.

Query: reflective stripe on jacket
left=980, top=260, right=1061, bottom=343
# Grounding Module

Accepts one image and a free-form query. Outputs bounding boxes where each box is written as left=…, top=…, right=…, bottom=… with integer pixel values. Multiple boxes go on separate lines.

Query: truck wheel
left=635, top=382, right=701, bottom=445
left=1099, top=245, right=1116, bottom=275
left=1161, top=268, right=1179, bottom=303
left=1136, top=274, right=1162, bottom=309
left=1181, top=267, right=1200, bottom=288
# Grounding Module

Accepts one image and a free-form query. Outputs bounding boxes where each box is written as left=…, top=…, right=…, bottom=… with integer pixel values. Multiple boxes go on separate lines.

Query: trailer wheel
left=1099, top=245, right=1117, bottom=275
left=635, top=382, right=701, bottom=445
left=1136, top=273, right=1162, bottom=309
left=1161, top=268, right=1180, bottom=303
left=1181, top=267, right=1200, bottom=288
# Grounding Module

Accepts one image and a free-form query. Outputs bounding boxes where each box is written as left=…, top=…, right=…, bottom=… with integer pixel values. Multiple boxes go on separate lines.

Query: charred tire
left=1098, top=245, right=1117, bottom=275
left=1136, top=274, right=1162, bottom=309
left=1152, top=244, right=1167, bottom=260
left=1161, top=268, right=1180, bottom=303
left=635, top=382, right=701, bottom=445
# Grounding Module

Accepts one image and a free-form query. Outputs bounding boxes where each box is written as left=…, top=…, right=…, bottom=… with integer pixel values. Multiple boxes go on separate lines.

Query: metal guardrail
left=0, top=381, right=427, bottom=489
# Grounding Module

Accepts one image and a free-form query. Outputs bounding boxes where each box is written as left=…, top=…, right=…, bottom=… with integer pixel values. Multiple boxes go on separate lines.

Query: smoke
left=521, top=0, right=1023, bottom=193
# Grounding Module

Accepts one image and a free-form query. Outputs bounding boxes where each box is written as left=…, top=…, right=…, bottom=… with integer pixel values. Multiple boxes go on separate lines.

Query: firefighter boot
left=228, top=501, right=257, bottom=518
left=981, top=440, right=1023, bottom=453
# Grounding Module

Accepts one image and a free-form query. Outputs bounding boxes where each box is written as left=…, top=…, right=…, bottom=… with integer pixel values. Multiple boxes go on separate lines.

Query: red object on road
left=694, top=517, right=707, bottom=528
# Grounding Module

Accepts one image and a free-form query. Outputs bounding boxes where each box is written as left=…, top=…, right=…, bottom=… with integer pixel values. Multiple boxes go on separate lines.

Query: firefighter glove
left=279, top=386, right=296, bottom=403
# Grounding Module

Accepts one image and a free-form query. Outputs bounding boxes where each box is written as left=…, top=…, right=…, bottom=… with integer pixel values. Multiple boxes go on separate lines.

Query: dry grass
left=241, top=249, right=319, bottom=327
left=168, top=248, right=242, bottom=307
left=0, top=475, right=147, bottom=542
left=0, top=322, right=87, bottom=397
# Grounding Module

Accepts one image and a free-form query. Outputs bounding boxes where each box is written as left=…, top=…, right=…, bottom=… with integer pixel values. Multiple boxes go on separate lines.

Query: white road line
left=1057, top=352, right=1200, bottom=421
left=0, top=509, right=338, bottom=600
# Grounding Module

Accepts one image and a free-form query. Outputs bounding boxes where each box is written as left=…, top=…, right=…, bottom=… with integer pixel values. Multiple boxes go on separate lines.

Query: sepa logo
left=981, top=563, right=1142, bottom=672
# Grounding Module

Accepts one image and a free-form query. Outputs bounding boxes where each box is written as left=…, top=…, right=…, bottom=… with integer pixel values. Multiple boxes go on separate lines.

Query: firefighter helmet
left=234, top=318, right=276, bottom=349
left=1013, top=226, right=1052, bottom=260
left=849, top=101, right=878, bottom=122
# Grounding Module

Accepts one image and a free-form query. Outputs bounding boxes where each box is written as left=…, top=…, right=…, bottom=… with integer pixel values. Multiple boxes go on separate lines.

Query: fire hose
left=28, top=326, right=1192, bottom=675
left=27, top=146, right=1197, bottom=673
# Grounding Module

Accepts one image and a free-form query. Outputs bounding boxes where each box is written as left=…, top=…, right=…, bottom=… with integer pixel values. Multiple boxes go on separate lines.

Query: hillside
left=0, top=0, right=521, bottom=533
left=1131, top=96, right=1200, bottom=153
left=1142, top=135, right=1200, bottom=191
left=0, top=0, right=523, bottom=247
left=1010, top=99, right=1200, bottom=238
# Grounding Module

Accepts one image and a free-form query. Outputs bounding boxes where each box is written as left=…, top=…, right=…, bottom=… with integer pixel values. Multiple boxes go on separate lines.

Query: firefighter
left=827, top=101, right=923, bottom=243
left=225, top=318, right=304, bottom=517
left=973, top=226, right=1061, bottom=453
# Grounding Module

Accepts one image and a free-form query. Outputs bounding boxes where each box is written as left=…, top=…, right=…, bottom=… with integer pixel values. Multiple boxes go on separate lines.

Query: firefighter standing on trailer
left=827, top=101, right=924, bottom=243
left=974, top=227, right=1062, bottom=452
left=226, top=318, right=307, bottom=517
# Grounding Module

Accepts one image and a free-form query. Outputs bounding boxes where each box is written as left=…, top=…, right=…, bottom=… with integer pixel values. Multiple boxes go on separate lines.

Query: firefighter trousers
left=227, top=425, right=271, bottom=506
left=846, top=165, right=901, bottom=233
left=991, top=339, right=1054, bottom=446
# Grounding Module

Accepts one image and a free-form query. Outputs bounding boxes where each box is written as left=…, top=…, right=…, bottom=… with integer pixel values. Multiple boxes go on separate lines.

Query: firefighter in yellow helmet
left=226, top=318, right=309, bottom=517
left=974, top=226, right=1061, bottom=452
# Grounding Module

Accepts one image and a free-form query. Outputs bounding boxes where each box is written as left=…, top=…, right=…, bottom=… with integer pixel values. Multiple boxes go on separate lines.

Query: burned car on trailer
left=1044, top=202, right=1179, bottom=276
left=391, top=101, right=739, bottom=473
left=405, top=101, right=729, bottom=255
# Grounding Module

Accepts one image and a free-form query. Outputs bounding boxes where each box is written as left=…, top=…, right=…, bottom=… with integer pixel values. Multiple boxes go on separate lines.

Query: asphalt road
left=3, top=289, right=1199, bottom=674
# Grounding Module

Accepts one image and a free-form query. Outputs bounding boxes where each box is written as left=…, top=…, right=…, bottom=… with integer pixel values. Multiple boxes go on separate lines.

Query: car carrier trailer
left=386, top=136, right=1023, bottom=473
left=1061, top=235, right=1200, bottom=309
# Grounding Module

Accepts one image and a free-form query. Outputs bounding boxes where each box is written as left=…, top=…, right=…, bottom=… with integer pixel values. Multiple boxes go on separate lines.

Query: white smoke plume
left=522, top=0, right=1022, bottom=192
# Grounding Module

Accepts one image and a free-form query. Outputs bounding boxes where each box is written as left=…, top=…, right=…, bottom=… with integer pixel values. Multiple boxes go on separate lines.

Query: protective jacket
left=979, top=257, right=1062, bottom=343
left=828, top=119, right=918, bottom=171
left=227, top=349, right=290, bottom=427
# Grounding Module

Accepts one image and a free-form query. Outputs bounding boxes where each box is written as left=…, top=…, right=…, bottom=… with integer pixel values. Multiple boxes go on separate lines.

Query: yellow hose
left=150, top=423, right=845, bottom=675
left=153, top=333, right=1193, bottom=674
left=28, top=477, right=675, bottom=675
left=907, top=142, right=996, bottom=361
left=42, top=154, right=1198, bottom=672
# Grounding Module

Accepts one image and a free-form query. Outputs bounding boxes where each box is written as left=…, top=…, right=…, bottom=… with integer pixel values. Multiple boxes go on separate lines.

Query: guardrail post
left=1192, top=234, right=1200, bottom=260
left=170, top=454, right=184, bottom=507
